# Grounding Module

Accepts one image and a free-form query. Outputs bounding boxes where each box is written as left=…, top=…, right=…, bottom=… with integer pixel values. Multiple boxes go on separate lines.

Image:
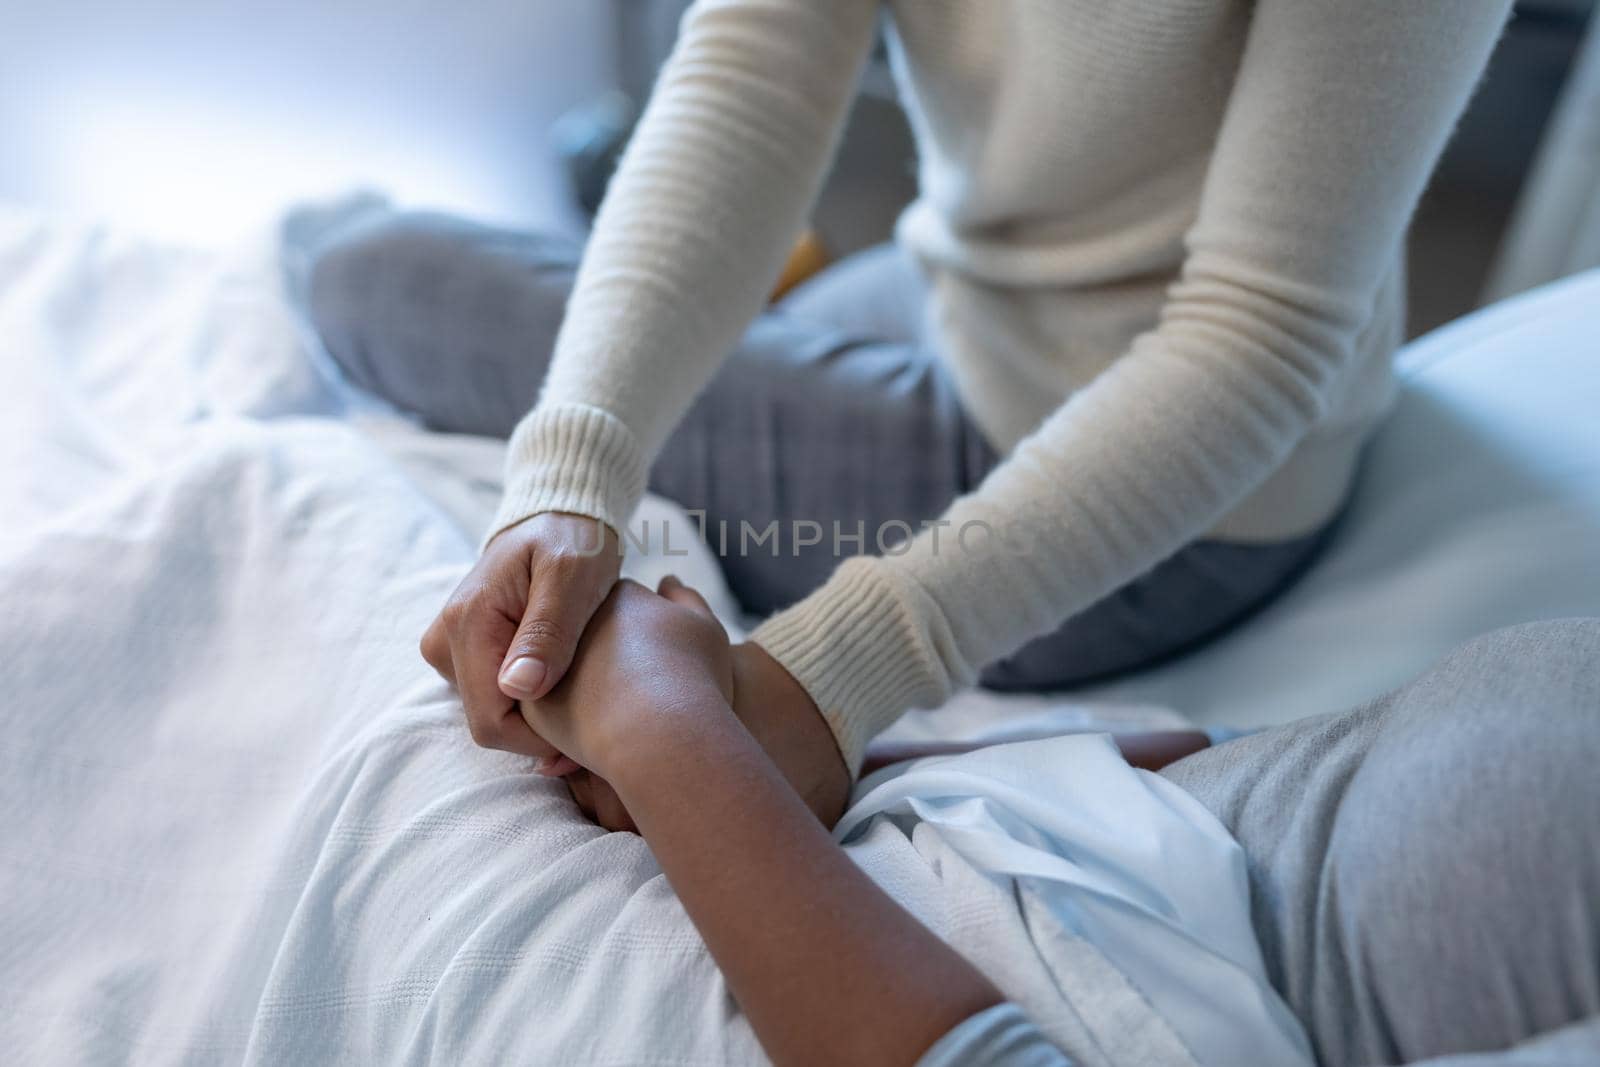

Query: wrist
left=748, top=556, right=952, bottom=776
left=487, top=509, right=620, bottom=557
left=490, top=403, right=647, bottom=545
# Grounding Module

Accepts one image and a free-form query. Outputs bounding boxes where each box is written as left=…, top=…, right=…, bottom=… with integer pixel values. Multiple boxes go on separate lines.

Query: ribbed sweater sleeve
left=752, top=0, right=1510, bottom=771
left=488, top=0, right=880, bottom=539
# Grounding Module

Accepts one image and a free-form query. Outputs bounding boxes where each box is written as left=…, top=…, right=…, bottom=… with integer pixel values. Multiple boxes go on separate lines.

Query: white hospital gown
left=919, top=1003, right=1074, bottom=1066
left=836, top=735, right=1315, bottom=1067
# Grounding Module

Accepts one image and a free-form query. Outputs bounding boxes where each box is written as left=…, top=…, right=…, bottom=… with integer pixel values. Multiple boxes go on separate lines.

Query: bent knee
left=304, top=215, right=451, bottom=344
left=1338, top=616, right=1600, bottom=901
left=1318, top=620, right=1600, bottom=1059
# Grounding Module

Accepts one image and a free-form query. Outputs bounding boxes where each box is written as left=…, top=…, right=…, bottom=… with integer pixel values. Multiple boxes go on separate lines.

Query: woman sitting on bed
left=542, top=576, right=1597, bottom=1066
left=302, top=0, right=1518, bottom=828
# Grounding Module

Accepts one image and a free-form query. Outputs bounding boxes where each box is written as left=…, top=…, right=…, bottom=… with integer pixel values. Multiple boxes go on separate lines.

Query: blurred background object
left=0, top=0, right=619, bottom=240
left=1410, top=0, right=1599, bottom=329
left=1, top=0, right=1594, bottom=331
left=1484, top=4, right=1600, bottom=300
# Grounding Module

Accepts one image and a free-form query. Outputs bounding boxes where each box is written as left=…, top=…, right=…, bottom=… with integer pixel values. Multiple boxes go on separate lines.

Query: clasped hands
left=421, top=512, right=851, bottom=831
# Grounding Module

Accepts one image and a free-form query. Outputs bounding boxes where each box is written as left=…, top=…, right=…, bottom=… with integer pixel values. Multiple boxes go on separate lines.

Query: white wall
left=0, top=1, right=619, bottom=240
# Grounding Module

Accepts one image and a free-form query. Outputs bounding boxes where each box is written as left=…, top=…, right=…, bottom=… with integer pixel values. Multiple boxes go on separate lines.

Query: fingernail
left=500, top=656, right=547, bottom=698
left=535, top=755, right=581, bottom=778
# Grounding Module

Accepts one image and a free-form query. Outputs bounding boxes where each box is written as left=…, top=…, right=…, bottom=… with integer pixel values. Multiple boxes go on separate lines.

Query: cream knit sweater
left=491, top=0, right=1511, bottom=772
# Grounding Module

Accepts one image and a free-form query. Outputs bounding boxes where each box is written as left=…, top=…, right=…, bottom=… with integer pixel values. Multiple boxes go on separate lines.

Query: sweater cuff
left=749, top=556, right=961, bottom=776
left=486, top=403, right=649, bottom=546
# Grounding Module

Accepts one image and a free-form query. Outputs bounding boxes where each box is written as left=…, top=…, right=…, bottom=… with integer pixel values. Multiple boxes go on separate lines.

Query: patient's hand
left=421, top=512, right=621, bottom=774
left=531, top=577, right=850, bottom=833
left=514, top=578, right=736, bottom=792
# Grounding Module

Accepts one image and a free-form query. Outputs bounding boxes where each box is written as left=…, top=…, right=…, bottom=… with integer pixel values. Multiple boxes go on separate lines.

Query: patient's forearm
left=611, top=707, right=1003, bottom=1067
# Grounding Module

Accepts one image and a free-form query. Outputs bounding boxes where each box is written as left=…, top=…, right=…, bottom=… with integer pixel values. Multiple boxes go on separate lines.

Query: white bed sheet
left=5, top=203, right=1595, bottom=1065
left=0, top=210, right=1308, bottom=1065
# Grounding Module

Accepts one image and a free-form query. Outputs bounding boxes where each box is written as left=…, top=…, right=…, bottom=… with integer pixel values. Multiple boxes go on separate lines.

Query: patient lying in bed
left=500, top=577, right=1600, bottom=1067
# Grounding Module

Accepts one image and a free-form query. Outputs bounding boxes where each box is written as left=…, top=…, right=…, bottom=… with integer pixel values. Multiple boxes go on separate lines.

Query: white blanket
left=0, top=208, right=1308, bottom=1064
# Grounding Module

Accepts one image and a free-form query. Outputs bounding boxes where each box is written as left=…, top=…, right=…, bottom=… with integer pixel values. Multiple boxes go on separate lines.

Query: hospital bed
left=2, top=204, right=1597, bottom=1063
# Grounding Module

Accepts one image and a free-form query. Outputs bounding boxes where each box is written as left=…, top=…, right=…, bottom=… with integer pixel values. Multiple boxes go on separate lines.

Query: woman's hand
left=421, top=511, right=620, bottom=774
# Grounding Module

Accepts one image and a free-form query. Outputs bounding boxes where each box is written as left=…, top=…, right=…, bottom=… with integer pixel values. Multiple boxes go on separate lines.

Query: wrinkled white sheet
left=0, top=208, right=1304, bottom=1064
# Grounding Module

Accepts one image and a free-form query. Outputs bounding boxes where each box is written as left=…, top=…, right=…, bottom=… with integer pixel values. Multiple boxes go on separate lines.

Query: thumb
left=499, top=578, right=600, bottom=702
left=657, top=574, right=718, bottom=621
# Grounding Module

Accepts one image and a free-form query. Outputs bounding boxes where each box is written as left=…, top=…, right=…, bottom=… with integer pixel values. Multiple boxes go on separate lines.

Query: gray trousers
left=1162, top=618, right=1600, bottom=1066
left=295, top=209, right=1331, bottom=691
